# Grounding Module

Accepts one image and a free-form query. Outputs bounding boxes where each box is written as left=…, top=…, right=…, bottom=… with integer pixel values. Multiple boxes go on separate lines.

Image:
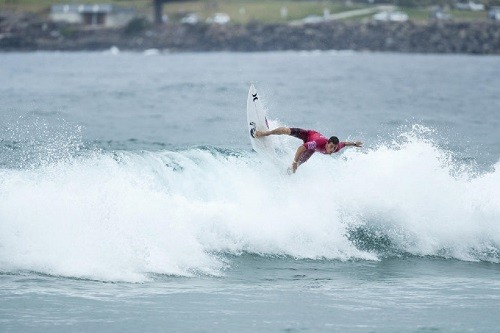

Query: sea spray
left=1, top=115, right=83, bottom=169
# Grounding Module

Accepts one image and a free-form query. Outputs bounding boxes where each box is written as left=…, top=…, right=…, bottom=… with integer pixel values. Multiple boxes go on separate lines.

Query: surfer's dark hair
left=328, top=136, right=339, bottom=144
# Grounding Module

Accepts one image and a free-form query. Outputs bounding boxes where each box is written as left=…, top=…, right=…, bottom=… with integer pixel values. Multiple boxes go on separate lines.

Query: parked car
left=455, top=1, right=485, bottom=11
left=180, top=13, right=199, bottom=25
left=429, top=8, right=452, bottom=21
left=373, top=11, right=409, bottom=22
left=206, top=13, right=230, bottom=25
left=489, top=7, right=500, bottom=21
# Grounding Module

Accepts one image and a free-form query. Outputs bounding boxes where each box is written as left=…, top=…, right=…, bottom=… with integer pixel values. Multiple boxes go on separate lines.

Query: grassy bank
left=0, top=0, right=492, bottom=23
left=1, top=0, right=364, bottom=22
left=162, top=1, right=365, bottom=24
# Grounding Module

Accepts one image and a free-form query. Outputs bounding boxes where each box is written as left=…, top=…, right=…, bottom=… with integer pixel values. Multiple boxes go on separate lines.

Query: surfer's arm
left=292, top=145, right=307, bottom=173
left=345, top=141, right=363, bottom=147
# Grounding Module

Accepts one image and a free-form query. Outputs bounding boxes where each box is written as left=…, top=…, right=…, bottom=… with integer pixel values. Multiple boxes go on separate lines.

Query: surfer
left=255, top=127, right=362, bottom=173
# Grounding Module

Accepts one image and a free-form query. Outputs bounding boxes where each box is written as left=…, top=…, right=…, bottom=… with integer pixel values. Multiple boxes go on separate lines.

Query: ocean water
left=0, top=51, right=499, bottom=332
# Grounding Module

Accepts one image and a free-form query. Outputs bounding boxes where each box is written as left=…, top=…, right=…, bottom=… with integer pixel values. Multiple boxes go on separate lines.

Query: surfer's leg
left=255, top=127, right=291, bottom=137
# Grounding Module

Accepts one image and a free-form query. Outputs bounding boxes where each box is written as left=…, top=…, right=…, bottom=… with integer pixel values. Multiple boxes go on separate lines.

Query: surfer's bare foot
left=255, top=130, right=266, bottom=138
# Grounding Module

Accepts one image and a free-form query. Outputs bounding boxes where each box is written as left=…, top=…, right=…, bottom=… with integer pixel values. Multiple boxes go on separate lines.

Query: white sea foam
left=0, top=126, right=499, bottom=282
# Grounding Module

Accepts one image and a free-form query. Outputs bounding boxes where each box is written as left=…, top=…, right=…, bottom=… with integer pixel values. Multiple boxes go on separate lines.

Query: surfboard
left=246, top=85, right=292, bottom=173
left=246, top=84, right=279, bottom=161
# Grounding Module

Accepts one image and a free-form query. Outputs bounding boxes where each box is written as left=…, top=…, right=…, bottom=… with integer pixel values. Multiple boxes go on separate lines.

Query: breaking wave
left=0, top=124, right=499, bottom=282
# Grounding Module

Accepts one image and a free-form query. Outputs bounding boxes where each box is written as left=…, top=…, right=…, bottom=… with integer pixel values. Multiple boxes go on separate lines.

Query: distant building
left=50, top=4, right=136, bottom=28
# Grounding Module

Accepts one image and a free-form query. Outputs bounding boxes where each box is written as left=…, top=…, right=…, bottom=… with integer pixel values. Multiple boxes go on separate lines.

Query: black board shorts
left=290, top=128, right=309, bottom=143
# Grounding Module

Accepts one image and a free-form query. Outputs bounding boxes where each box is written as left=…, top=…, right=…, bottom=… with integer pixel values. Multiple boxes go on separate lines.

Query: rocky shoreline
left=1, top=11, right=499, bottom=54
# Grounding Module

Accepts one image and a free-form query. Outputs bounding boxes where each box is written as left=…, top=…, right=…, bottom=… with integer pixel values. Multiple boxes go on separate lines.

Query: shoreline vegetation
left=1, top=1, right=499, bottom=54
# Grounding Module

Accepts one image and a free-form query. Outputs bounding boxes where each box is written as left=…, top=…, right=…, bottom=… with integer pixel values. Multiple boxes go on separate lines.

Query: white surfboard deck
left=246, top=84, right=287, bottom=169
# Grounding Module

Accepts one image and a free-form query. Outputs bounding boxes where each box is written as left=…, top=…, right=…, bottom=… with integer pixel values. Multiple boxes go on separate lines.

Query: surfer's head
left=326, top=136, right=339, bottom=154
left=328, top=136, right=339, bottom=145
